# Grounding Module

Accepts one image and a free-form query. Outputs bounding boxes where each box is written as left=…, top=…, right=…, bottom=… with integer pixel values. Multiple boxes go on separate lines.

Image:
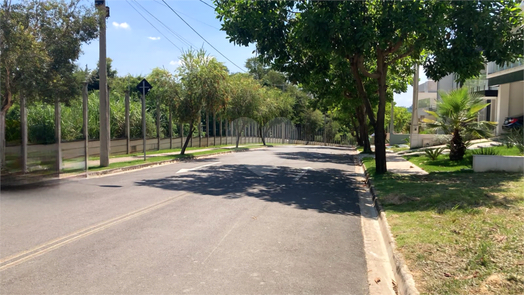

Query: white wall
left=410, top=134, right=440, bottom=148
left=508, top=81, right=524, bottom=117
left=496, top=81, right=524, bottom=135
left=473, top=155, right=524, bottom=172
left=437, top=74, right=459, bottom=99
left=496, top=84, right=511, bottom=135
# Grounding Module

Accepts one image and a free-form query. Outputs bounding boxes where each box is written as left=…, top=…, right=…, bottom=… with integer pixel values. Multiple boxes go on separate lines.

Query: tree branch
left=386, top=40, right=403, bottom=54
left=357, top=56, right=380, bottom=79
left=387, top=48, right=414, bottom=65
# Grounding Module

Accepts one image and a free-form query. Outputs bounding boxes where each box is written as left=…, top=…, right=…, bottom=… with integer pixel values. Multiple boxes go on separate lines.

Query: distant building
left=486, top=58, right=524, bottom=135
left=417, top=80, right=437, bottom=122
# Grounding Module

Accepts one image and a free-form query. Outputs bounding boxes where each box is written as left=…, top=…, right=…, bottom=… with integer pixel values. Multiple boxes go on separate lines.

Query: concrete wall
left=5, top=134, right=332, bottom=162
left=410, top=134, right=440, bottom=148
left=389, top=134, right=410, bottom=145
left=473, top=155, right=524, bottom=172
left=508, top=81, right=524, bottom=117
left=496, top=81, right=524, bottom=135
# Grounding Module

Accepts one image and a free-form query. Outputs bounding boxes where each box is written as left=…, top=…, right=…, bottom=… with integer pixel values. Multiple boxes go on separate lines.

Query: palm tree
left=423, top=88, right=496, bottom=161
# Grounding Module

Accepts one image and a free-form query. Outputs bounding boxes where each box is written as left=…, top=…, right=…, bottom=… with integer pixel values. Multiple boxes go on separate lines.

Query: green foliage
left=1, top=0, right=99, bottom=109
left=175, top=49, right=228, bottom=123
left=385, top=103, right=411, bottom=134
left=424, top=147, right=445, bottom=160
left=175, top=49, right=228, bottom=153
left=215, top=0, right=523, bottom=174
left=87, top=58, right=118, bottom=91
left=4, top=91, right=159, bottom=144
left=503, top=128, right=524, bottom=153
left=423, top=88, right=496, bottom=161
left=471, top=147, right=500, bottom=156
left=302, top=109, right=324, bottom=141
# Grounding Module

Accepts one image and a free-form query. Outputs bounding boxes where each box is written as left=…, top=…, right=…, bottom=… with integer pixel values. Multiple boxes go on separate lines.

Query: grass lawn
left=363, top=158, right=524, bottom=295
left=389, top=146, right=410, bottom=153
left=88, top=148, right=235, bottom=172
left=87, top=143, right=253, bottom=160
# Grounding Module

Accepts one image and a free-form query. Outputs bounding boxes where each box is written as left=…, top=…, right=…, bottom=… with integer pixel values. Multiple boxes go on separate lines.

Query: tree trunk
left=350, top=116, right=363, bottom=146
left=356, top=105, right=372, bottom=153
left=21, top=93, right=27, bottom=173
left=1, top=77, right=13, bottom=172
left=156, top=97, right=160, bottom=151
left=449, top=128, right=466, bottom=161
left=259, top=125, right=266, bottom=146
left=235, top=120, right=246, bottom=148
left=180, top=121, right=194, bottom=155
left=213, top=112, right=216, bottom=146
left=219, top=117, right=223, bottom=145
left=374, top=53, right=388, bottom=174
left=55, top=97, right=62, bottom=173
left=351, top=59, right=377, bottom=129
left=0, top=110, right=6, bottom=172
left=169, top=101, right=173, bottom=149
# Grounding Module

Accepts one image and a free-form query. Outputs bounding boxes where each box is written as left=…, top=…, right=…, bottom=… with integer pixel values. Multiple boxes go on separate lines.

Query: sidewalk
left=357, top=152, right=428, bottom=175
left=63, top=145, right=247, bottom=170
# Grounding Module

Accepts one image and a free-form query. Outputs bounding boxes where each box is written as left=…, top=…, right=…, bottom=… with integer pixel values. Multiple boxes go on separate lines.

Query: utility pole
left=389, top=101, right=395, bottom=135
left=96, top=0, right=110, bottom=166
left=136, top=79, right=152, bottom=161
left=410, top=64, right=419, bottom=135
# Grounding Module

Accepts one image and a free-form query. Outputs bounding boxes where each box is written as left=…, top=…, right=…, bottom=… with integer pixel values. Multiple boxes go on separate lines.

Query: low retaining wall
left=410, top=134, right=440, bottom=148
left=389, top=134, right=410, bottom=145
left=473, top=155, right=524, bottom=172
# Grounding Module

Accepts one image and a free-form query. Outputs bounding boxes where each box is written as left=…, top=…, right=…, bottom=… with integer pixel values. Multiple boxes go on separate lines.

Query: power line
left=153, top=0, right=220, bottom=30
left=133, top=0, right=195, bottom=48
left=161, top=0, right=246, bottom=72
left=126, top=0, right=182, bottom=51
left=199, top=0, right=214, bottom=9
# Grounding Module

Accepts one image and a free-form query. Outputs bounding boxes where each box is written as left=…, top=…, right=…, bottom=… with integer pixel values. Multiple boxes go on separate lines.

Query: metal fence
left=2, top=89, right=355, bottom=179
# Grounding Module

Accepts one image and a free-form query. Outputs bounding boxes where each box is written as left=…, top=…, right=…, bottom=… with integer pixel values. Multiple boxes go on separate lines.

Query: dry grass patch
left=363, top=157, right=524, bottom=295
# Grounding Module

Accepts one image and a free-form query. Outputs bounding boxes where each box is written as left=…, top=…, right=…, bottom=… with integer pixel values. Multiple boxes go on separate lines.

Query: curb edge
left=358, top=157, right=420, bottom=295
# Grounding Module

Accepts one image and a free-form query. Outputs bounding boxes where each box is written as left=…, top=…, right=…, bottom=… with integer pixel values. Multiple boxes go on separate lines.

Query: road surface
left=1, top=145, right=370, bottom=294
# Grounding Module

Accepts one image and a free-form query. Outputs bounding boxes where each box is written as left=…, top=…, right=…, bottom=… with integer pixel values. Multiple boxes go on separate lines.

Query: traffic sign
left=136, top=79, right=153, bottom=94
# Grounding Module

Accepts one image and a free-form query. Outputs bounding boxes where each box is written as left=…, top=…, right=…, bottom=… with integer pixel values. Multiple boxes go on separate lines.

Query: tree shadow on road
left=135, top=164, right=362, bottom=216
left=274, top=150, right=355, bottom=165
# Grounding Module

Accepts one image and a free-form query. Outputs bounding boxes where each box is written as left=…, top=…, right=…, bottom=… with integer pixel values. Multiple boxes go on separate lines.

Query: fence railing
left=2, top=117, right=355, bottom=176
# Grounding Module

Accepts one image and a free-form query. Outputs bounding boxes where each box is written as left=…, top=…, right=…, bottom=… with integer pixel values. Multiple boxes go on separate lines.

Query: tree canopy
left=215, top=0, right=524, bottom=173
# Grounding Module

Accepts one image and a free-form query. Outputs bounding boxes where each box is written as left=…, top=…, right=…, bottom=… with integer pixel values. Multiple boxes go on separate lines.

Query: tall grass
left=5, top=91, right=165, bottom=144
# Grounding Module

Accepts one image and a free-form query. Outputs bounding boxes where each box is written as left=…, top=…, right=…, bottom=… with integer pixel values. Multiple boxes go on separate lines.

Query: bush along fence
left=2, top=89, right=355, bottom=176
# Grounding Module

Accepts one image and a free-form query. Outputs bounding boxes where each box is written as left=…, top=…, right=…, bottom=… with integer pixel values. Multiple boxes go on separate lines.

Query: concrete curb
left=1, top=147, right=266, bottom=187
left=358, top=158, right=420, bottom=295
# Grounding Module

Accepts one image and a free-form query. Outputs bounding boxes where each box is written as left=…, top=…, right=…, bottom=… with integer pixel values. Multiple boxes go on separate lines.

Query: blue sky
left=76, top=0, right=424, bottom=108
left=77, top=0, right=255, bottom=76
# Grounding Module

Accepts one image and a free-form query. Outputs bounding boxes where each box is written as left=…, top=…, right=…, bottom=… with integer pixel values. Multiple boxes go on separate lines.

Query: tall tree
left=0, top=0, right=99, bottom=169
left=255, top=86, right=294, bottom=146
left=175, top=49, right=228, bottom=155
left=226, top=74, right=263, bottom=148
left=215, top=0, right=523, bottom=173
left=87, top=58, right=118, bottom=91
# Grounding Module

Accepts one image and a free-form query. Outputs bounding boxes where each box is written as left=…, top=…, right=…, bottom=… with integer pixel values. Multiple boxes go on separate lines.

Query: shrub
left=471, top=147, right=500, bottom=155
left=503, top=128, right=524, bottom=154
left=425, top=147, right=445, bottom=160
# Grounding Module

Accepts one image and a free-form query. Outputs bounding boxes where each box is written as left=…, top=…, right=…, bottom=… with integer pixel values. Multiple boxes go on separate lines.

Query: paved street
left=1, top=146, right=370, bottom=294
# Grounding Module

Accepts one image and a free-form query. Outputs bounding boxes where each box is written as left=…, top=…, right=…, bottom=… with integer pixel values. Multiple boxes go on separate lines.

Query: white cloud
left=148, top=37, right=161, bottom=41
left=112, top=22, right=130, bottom=29
left=169, top=60, right=181, bottom=66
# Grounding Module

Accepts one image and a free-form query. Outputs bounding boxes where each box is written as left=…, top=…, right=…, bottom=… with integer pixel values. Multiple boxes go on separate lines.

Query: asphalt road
left=0, top=145, right=369, bottom=294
